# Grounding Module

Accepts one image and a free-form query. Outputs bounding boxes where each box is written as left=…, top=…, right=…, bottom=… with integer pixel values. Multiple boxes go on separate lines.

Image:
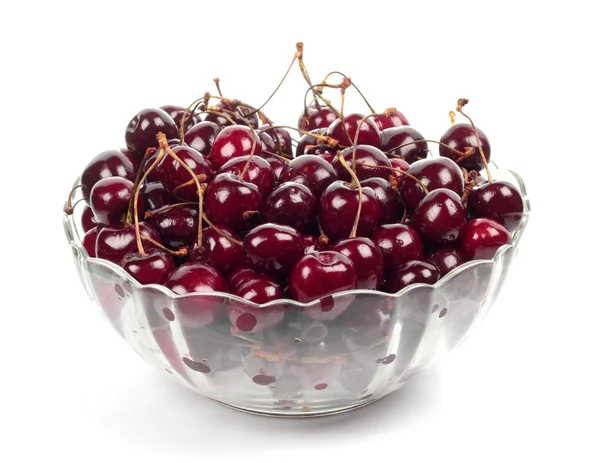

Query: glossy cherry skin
left=332, top=237, right=384, bottom=290
left=386, top=260, right=440, bottom=293
left=264, top=156, right=285, bottom=180
left=327, top=113, right=381, bottom=148
left=96, top=223, right=162, bottom=264
left=89, top=177, right=137, bottom=226
left=301, top=234, right=328, bottom=254
left=332, top=145, right=392, bottom=181
left=81, top=150, right=135, bottom=200
left=125, top=108, right=179, bottom=157
left=297, top=104, right=338, bottom=132
left=205, top=101, right=259, bottom=128
left=373, top=109, right=410, bottom=130
left=209, top=125, right=263, bottom=170
left=289, top=251, right=358, bottom=302
left=81, top=205, right=97, bottom=233
left=388, top=157, right=410, bottom=186
left=157, top=145, right=213, bottom=201
left=148, top=205, right=198, bottom=249
left=414, top=188, right=467, bottom=243
left=439, top=122, right=491, bottom=171
left=204, top=173, right=262, bottom=230
left=467, top=181, right=524, bottom=232
left=120, top=249, right=175, bottom=285
left=243, top=223, right=304, bottom=276
left=184, top=121, right=220, bottom=156
left=371, top=223, right=424, bottom=270
left=120, top=148, right=141, bottom=173
left=278, top=155, right=338, bottom=197
left=189, top=225, right=245, bottom=276
left=263, top=182, right=316, bottom=231
left=228, top=266, right=258, bottom=292
left=459, top=218, right=512, bottom=260
left=159, top=104, right=201, bottom=129
left=259, top=131, right=276, bottom=153
left=360, top=178, right=404, bottom=225
left=141, top=181, right=174, bottom=212
left=380, top=126, right=428, bottom=164
left=228, top=275, right=285, bottom=333
left=426, top=246, right=467, bottom=276
left=259, top=126, right=293, bottom=155
left=295, top=128, right=327, bottom=156
left=399, top=157, right=464, bottom=210
left=82, top=227, right=98, bottom=257
left=219, top=155, right=274, bottom=198
left=319, top=181, right=380, bottom=241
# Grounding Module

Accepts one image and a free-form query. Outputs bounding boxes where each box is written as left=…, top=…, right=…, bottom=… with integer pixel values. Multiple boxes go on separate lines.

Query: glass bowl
left=63, top=163, right=530, bottom=417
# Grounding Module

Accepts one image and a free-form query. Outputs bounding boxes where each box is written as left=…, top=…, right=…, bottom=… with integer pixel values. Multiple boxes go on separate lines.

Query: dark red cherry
left=327, top=113, right=381, bottom=148
left=413, top=188, right=466, bottom=243
left=205, top=101, right=259, bottom=129
left=371, top=223, right=424, bottom=270
left=313, top=146, right=338, bottom=163
left=332, top=237, right=384, bottom=290
left=278, top=155, right=338, bottom=197
left=263, top=182, right=316, bottom=231
left=381, top=126, right=428, bottom=164
left=160, top=104, right=201, bottom=129
left=189, top=225, right=245, bottom=276
left=120, top=148, right=141, bottom=173
left=96, top=223, right=162, bottom=264
left=295, top=128, right=327, bottom=156
left=426, top=246, right=467, bottom=276
left=399, top=157, right=464, bottom=210
left=259, top=126, right=293, bottom=155
left=81, top=205, right=97, bottom=233
left=209, top=125, right=263, bottom=170
left=373, top=109, right=410, bottom=130
left=388, top=157, right=410, bottom=186
left=332, top=145, right=392, bottom=181
left=289, top=251, right=358, bottom=303
left=82, top=227, right=98, bottom=257
left=360, top=177, right=404, bottom=224
left=141, top=181, right=174, bottom=212
left=184, top=121, right=220, bottom=156
left=301, top=234, right=328, bottom=255
left=319, top=181, right=380, bottom=241
left=258, top=131, right=276, bottom=152
left=264, top=156, right=286, bottom=180
left=125, top=108, right=178, bottom=157
left=148, top=205, right=198, bottom=249
left=467, top=181, right=524, bottom=232
left=120, top=249, right=175, bottom=285
left=243, top=223, right=304, bottom=275
left=386, top=260, right=440, bottom=293
left=158, top=145, right=213, bottom=201
left=204, top=173, right=262, bottom=230
left=297, top=104, right=338, bottom=132
left=227, top=266, right=257, bottom=292
left=459, top=218, right=512, bottom=260
left=440, top=122, right=491, bottom=171
left=90, top=177, right=137, bottom=226
left=81, top=150, right=135, bottom=200
left=219, top=155, right=275, bottom=198
left=228, top=275, right=285, bottom=333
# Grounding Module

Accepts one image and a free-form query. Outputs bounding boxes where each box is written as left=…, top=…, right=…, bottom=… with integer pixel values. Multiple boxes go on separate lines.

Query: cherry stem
left=337, top=153, right=363, bottom=239
left=144, top=201, right=198, bottom=219
left=213, top=77, right=223, bottom=97
left=302, top=83, right=342, bottom=120
left=202, top=214, right=243, bottom=247
left=356, top=162, right=430, bottom=194
left=138, top=229, right=188, bottom=257
left=456, top=98, right=493, bottom=183
left=263, top=150, right=291, bottom=163
left=179, top=96, right=239, bottom=144
left=320, top=71, right=376, bottom=114
left=207, top=94, right=274, bottom=125
left=295, top=42, right=320, bottom=109
left=64, top=184, right=82, bottom=214
left=317, top=217, right=329, bottom=245
left=238, top=127, right=258, bottom=181
left=386, top=139, right=473, bottom=159
left=197, top=185, right=205, bottom=250
left=350, top=112, right=378, bottom=171
left=172, top=175, right=207, bottom=194
left=258, top=125, right=338, bottom=147
left=399, top=207, right=408, bottom=224
left=126, top=147, right=157, bottom=223
left=461, top=171, right=479, bottom=206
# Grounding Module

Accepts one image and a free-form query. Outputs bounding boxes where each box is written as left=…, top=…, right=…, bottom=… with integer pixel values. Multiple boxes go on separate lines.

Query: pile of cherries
left=67, top=51, right=524, bottom=335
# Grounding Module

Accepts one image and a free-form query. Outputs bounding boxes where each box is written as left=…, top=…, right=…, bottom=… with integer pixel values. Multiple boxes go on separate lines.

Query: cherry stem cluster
left=455, top=98, right=493, bottom=183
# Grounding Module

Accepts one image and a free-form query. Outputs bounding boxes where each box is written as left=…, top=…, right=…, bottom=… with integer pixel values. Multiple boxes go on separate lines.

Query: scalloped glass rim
left=63, top=162, right=530, bottom=309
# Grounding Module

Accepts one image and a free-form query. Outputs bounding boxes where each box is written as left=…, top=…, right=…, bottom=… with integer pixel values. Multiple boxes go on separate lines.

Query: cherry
left=228, top=274, right=285, bottom=333
left=209, top=125, right=262, bottom=170
left=327, top=113, right=381, bottom=148
left=426, top=246, right=466, bottom=276
left=264, top=156, right=286, bottom=180
left=297, top=104, right=338, bottom=132
left=82, top=227, right=98, bottom=257
left=332, top=237, right=384, bottom=290
left=373, top=109, right=410, bottom=130
left=158, top=145, right=213, bottom=201
left=413, top=188, right=467, bottom=243
left=332, top=145, right=392, bottom=181
left=189, top=225, right=245, bottom=276
left=227, top=266, right=258, bottom=292
left=141, top=181, right=174, bottom=212
left=319, top=181, right=380, bottom=241
left=398, top=157, right=464, bottom=210
left=81, top=205, right=97, bottom=233
left=205, top=101, right=259, bottom=128
left=380, top=126, right=428, bottom=164
left=388, top=157, right=410, bottom=185
left=120, top=148, right=141, bottom=173
left=295, top=128, right=327, bottom=156
left=259, top=126, right=293, bottom=155
left=219, top=155, right=274, bottom=198
left=120, top=249, right=175, bottom=285
left=301, top=234, right=328, bottom=255
left=313, top=147, right=338, bottom=163
left=467, top=181, right=524, bottom=232
left=278, top=155, right=338, bottom=197
left=204, top=173, right=262, bottom=230
left=89, top=177, right=137, bottom=226
left=160, top=104, right=201, bottom=129
left=360, top=177, right=404, bottom=224
left=439, top=122, right=491, bottom=171
left=125, top=108, right=178, bottom=157
left=81, top=149, right=135, bottom=200
left=386, top=260, right=440, bottom=293
left=259, top=131, right=276, bottom=152
left=243, top=223, right=303, bottom=275
left=96, top=222, right=162, bottom=264
left=148, top=205, right=198, bottom=249
left=459, top=218, right=512, bottom=260
left=371, top=223, right=424, bottom=270
left=263, top=182, right=316, bottom=231
left=184, top=121, right=220, bottom=156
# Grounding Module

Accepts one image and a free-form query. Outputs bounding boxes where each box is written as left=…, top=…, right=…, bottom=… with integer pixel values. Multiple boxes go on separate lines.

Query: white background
left=2, top=1, right=599, bottom=462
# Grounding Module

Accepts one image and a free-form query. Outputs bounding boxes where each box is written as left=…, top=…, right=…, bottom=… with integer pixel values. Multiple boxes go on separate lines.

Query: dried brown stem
left=64, top=185, right=82, bottom=214
left=144, top=202, right=198, bottom=219
left=356, top=162, right=429, bottom=194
